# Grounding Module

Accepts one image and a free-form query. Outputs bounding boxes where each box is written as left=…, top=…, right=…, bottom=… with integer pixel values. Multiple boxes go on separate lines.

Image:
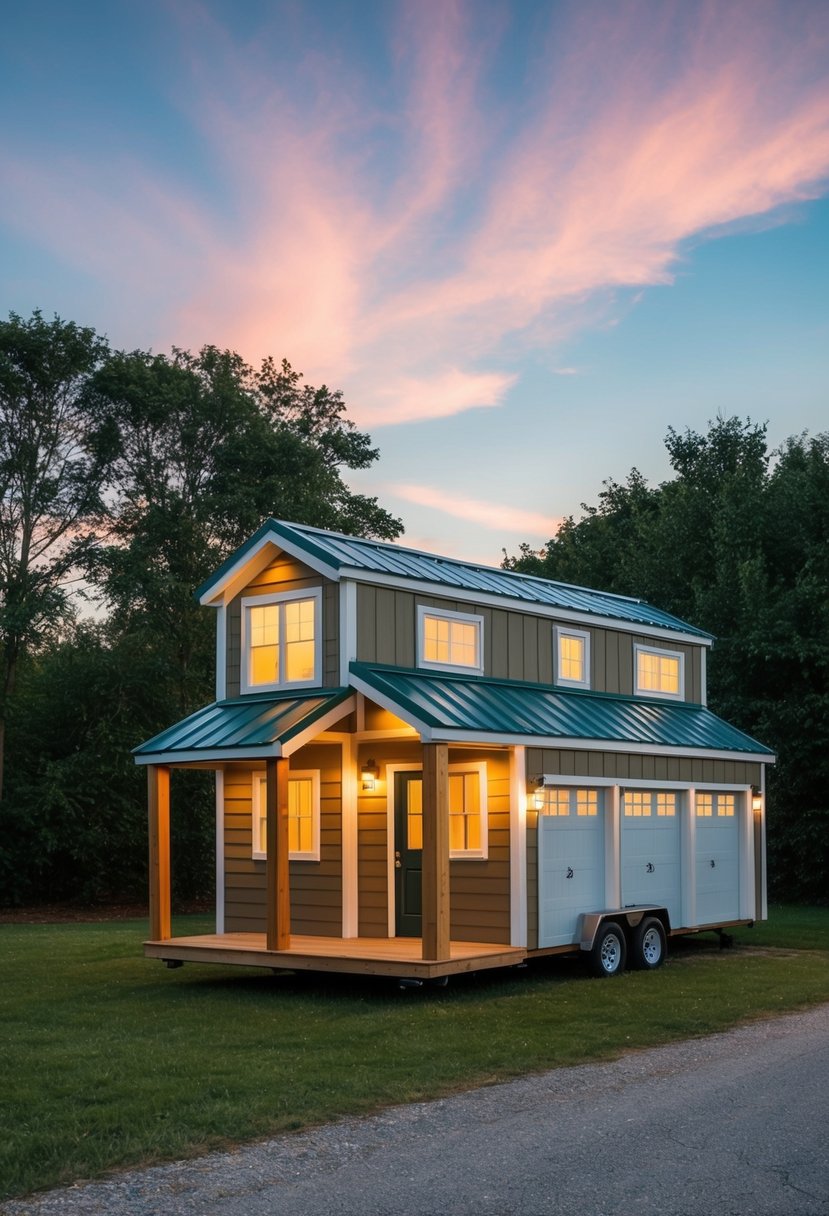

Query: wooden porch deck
left=144, top=933, right=527, bottom=980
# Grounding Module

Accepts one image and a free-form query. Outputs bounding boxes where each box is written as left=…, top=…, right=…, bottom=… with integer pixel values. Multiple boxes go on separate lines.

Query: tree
left=0, top=311, right=113, bottom=798
left=505, top=417, right=829, bottom=903
left=85, top=345, right=402, bottom=714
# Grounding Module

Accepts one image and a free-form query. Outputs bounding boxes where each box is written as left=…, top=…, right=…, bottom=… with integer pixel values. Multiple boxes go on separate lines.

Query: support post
left=266, top=757, right=291, bottom=951
left=421, top=742, right=450, bottom=961
left=148, top=764, right=171, bottom=941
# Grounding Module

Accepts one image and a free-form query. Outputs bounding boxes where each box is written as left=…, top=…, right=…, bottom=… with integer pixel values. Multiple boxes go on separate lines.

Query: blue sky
left=2, top=0, right=828, bottom=564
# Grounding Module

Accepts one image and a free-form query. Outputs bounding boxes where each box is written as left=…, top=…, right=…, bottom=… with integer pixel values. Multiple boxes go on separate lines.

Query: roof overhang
left=133, top=689, right=355, bottom=766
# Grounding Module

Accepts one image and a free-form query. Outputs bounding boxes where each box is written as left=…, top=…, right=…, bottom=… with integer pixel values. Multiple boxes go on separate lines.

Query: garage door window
left=539, top=787, right=600, bottom=817
left=697, top=792, right=735, bottom=818
left=624, top=791, right=676, bottom=817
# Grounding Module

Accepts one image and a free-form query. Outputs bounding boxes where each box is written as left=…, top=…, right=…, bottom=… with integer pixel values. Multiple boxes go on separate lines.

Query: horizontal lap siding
left=225, top=556, right=338, bottom=696
left=223, top=744, right=343, bottom=935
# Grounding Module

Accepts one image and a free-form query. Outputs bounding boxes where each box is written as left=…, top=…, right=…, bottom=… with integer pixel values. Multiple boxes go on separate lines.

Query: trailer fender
left=578, top=906, right=671, bottom=953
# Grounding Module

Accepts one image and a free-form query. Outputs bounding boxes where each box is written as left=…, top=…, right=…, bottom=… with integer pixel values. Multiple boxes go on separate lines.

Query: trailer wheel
left=631, top=917, right=666, bottom=970
left=589, top=921, right=626, bottom=977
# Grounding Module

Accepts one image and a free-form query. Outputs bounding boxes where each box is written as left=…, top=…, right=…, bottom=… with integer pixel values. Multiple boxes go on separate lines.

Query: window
left=417, top=606, right=483, bottom=675
left=242, top=589, right=321, bottom=692
left=538, top=787, right=600, bottom=817
left=634, top=644, right=685, bottom=700
left=251, top=770, right=321, bottom=861
left=554, top=626, right=591, bottom=689
left=696, top=792, right=735, bottom=818
left=623, top=790, right=676, bottom=817
left=397, top=763, right=488, bottom=858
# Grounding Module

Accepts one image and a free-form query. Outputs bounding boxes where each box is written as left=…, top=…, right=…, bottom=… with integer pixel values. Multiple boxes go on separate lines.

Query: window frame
left=416, top=605, right=484, bottom=676
left=554, top=625, right=591, bottom=689
left=240, top=587, right=323, bottom=693
left=633, top=643, right=685, bottom=701
left=385, top=760, right=489, bottom=862
left=251, top=769, right=321, bottom=862
left=537, top=785, right=601, bottom=818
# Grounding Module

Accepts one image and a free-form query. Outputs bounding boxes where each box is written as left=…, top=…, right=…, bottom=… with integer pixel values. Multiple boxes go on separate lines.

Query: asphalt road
left=4, top=1002, right=829, bottom=1216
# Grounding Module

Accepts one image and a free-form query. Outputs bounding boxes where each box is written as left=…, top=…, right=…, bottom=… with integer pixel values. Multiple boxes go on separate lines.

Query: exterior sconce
left=533, top=778, right=547, bottom=811
left=751, top=785, right=763, bottom=816
left=361, top=759, right=379, bottom=791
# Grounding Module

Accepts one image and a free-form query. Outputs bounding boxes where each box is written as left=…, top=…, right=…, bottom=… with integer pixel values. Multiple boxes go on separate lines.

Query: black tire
left=588, top=921, right=627, bottom=978
left=630, top=916, right=667, bottom=970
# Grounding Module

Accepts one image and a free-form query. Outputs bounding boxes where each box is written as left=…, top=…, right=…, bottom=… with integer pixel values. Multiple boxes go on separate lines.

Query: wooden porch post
left=266, top=757, right=291, bottom=951
left=148, top=764, right=171, bottom=942
left=421, top=742, right=450, bottom=961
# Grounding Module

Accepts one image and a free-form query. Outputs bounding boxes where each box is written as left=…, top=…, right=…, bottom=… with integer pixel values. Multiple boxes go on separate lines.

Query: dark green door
left=394, top=771, right=423, bottom=937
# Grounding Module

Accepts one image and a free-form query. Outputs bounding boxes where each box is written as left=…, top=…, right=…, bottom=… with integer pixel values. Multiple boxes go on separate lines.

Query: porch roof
left=133, top=688, right=354, bottom=764
left=348, top=663, right=775, bottom=760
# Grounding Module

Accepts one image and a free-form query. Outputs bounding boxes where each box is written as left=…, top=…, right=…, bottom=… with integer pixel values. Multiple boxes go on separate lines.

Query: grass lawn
left=2, top=905, right=829, bottom=1200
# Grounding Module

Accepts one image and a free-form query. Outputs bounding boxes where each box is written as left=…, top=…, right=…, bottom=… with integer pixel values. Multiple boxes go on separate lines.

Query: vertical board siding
left=223, top=744, right=343, bottom=935
left=224, top=555, right=338, bottom=696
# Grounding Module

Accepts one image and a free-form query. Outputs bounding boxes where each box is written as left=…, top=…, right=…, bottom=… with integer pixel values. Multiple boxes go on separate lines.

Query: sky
left=2, top=0, right=828, bottom=565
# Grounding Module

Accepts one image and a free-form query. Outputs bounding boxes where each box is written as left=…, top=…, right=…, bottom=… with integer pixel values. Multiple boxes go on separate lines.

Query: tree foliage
left=505, top=418, right=829, bottom=902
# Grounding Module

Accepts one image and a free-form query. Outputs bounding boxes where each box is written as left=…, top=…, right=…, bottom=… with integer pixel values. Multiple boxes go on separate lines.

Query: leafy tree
left=0, top=311, right=113, bottom=798
left=506, top=418, right=829, bottom=903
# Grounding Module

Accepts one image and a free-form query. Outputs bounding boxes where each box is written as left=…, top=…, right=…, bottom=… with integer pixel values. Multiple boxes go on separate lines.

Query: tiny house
left=134, top=519, right=773, bottom=981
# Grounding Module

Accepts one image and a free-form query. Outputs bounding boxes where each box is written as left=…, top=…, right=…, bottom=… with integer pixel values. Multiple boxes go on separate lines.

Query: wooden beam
left=421, top=742, right=450, bottom=961
left=148, top=765, right=171, bottom=941
left=266, top=757, right=291, bottom=950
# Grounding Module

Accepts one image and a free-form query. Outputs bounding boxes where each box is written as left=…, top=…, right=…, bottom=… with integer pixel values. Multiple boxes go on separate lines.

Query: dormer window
left=554, top=626, right=590, bottom=689
left=634, top=644, right=684, bottom=700
left=241, top=589, right=322, bottom=692
left=417, top=606, right=483, bottom=675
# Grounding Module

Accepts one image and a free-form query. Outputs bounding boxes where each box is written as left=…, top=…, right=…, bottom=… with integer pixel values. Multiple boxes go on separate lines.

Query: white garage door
left=621, top=790, right=682, bottom=926
left=538, top=788, right=605, bottom=948
left=695, top=792, right=740, bottom=924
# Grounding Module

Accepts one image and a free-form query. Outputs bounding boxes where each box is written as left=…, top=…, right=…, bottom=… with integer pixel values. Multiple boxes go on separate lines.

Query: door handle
left=646, top=862, right=655, bottom=873
left=710, top=859, right=716, bottom=868
left=395, top=850, right=402, bottom=870
left=566, top=867, right=574, bottom=879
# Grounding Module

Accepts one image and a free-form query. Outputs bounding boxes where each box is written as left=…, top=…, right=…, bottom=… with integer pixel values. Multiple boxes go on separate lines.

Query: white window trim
left=241, top=587, right=323, bottom=694
left=384, top=760, right=489, bottom=876
left=633, top=643, right=685, bottom=701
left=554, top=625, right=591, bottom=689
left=416, top=605, right=484, bottom=676
left=251, top=769, right=321, bottom=862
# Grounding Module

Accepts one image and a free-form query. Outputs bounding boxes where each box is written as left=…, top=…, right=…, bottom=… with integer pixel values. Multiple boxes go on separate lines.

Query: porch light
left=533, top=778, right=547, bottom=811
left=361, top=759, right=380, bottom=791
left=751, top=785, right=763, bottom=816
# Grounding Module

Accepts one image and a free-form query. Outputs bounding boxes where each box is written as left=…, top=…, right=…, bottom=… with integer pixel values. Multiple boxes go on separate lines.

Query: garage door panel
left=621, top=792, right=681, bottom=926
left=538, top=791, right=605, bottom=948
left=695, top=796, right=740, bottom=924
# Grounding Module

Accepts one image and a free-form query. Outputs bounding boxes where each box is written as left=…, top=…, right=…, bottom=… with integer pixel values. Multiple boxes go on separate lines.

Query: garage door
left=621, top=790, right=682, bottom=926
left=695, top=792, right=740, bottom=924
left=538, top=788, right=605, bottom=948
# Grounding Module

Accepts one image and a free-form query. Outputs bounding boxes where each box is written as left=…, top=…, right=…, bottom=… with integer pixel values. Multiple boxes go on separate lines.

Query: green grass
left=2, top=907, right=829, bottom=1201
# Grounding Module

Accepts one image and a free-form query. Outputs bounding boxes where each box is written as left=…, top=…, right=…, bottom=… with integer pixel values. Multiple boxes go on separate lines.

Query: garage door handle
left=566, top=867, right=574, bottom=879
left=710, top=859, right=716, bottom=868
left=646, top=862, right=655, bottom=873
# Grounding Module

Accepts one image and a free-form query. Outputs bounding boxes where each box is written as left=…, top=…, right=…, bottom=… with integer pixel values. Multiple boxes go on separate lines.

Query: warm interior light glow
left=361, top=759, right=379, bottom=791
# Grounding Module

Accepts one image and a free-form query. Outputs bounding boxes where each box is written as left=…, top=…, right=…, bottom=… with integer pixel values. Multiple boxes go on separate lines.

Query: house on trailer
left=134, top=518, right=774, bottom=981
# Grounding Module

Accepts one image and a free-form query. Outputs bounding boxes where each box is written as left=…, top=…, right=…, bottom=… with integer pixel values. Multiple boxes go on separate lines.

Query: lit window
left=449, top=771, right=482, bottom=852
left=656, top=793, right=676, bottom=817
left=242, top=590, right=320, bottom=691
left=624, top=791, right=651, bottom=817
left=718, top=794, right=735, bottom=818
left=634, top=645, right=685, bottom=700
left=252, top=771, right=320, bottom=861
left=418, top=607, right=483, bottom=674
left=540, top=787, right=600, bottom=818
left=696, top=793, right=714, bottom=818
left=554, top=627, right=591, bottom=689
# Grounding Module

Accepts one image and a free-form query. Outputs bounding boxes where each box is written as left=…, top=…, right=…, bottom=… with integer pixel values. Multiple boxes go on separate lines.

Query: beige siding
left=356, top=741, right=511, bottom=944
left=223, top=744, right=343, bottom=935
left=225, top=554, right=339, bottom=696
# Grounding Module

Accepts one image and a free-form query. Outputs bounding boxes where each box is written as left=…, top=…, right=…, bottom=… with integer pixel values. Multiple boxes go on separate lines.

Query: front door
left=394, top=771, right=423, bottom=937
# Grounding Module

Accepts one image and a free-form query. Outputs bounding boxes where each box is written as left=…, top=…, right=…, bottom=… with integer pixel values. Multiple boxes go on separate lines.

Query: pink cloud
left=2, top=1, right=829, bottom=422
left=391, top=483, right=560, bottom=537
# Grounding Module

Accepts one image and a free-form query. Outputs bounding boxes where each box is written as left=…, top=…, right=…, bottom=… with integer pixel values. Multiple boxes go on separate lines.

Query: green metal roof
left=349, top=663, right=774, bottom=757
left=133, top=688, right=352, bottom=762
left=197, top=518, right=713, bottom=640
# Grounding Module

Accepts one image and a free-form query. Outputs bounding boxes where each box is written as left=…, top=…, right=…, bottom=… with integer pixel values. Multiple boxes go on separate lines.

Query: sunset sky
left=2, top=0, right=828, bottom=564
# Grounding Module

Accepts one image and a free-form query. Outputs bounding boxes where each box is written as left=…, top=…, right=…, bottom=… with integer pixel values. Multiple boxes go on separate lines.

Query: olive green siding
left=223, top=744, right=343, bottom=935
left=225, top=554, right=339, bottom=697
left=355, top=586, right=704, bottom=702
left=523, top=747, right=763, bottom=948
left=356, top=740, right=512, bottom=945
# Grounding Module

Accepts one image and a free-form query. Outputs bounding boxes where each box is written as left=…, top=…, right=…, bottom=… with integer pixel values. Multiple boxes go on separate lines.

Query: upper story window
left=634, top=644, right=685, bottom=701
left=241, top=589, right=322, bottom=692
left=252, top=770, right=321, bottom=861
left=554, top=626, right=591, bottom=689
left=417, top=606, right=484, bottom=675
